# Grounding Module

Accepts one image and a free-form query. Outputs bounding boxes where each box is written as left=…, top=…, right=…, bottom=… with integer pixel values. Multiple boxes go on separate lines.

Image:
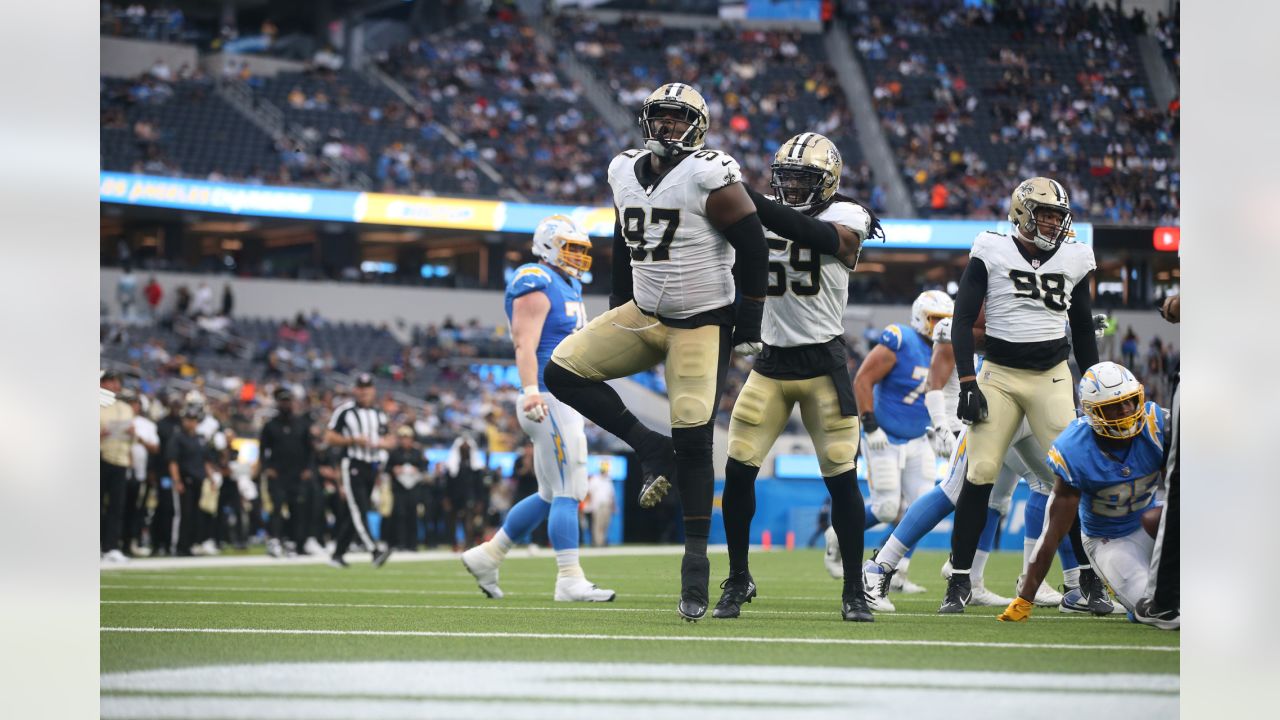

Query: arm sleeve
left=952, top=258, right=988, bottom=378
left=1067, top=271, right=1099, bottom=371
left=722, top=212, right=769, bottom=298
left=610, top=218, right=633, bottom=309
left=743, top=185, right=839, bottom=254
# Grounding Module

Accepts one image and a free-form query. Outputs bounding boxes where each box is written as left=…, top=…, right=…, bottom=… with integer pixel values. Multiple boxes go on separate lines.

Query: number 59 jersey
left=973, top=231, right=1096, bottom=344
left=762, top=200, right=870, bottom=348
left=608, top=148, right=743, bottom=319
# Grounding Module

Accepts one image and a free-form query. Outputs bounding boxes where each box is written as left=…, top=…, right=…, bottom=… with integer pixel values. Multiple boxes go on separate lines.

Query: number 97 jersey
left=972, top=231, right=1096, bottom=344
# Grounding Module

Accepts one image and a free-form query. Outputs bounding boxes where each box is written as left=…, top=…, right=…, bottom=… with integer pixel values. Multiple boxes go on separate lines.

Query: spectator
left=586, top=467, right=615, bottom=547
left=221, top=283, right=235, bottom=318
left=444, top=434, right=486, bottom=551
left=144, top=275, right=163, bottom=320
left=1121, top=328, right=1139, bottom=368
left=125, top=389, right=159, bottom=557
left=100, top=371, right=135, bottom=562
left=388, top=426, right=428, bottom=551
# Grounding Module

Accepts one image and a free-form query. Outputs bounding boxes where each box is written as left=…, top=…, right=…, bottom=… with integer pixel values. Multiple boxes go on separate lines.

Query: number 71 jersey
left=608, top=148, right=743, bottom=319
left=973, top=231, right=1096, bottom=343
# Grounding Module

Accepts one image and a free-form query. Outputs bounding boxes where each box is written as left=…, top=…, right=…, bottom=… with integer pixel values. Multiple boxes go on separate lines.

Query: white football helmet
left=1078, top=362, right=1147, bottom=439
left=532, top=215, right=592, bottom=279
left=911, top=290, right=954, bottom=338
left=1009, top=177, right=1074, bottom=252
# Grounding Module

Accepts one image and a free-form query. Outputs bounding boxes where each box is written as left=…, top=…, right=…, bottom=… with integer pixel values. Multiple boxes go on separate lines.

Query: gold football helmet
left=770, top=132, right=843, bottom=211
left=638, top=83, right=709, bottom=158
left=1009, top=177, right=1074, bottom=251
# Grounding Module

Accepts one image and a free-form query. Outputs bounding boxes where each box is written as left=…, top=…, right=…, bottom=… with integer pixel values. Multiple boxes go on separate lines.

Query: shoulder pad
left=879, top=324, right=906, bottom=352
left=609, top=150, right=645, bottom=181
left=508, top=264, right=553, bottom=297
left=688, top=149, right=742, bottom=193
left=820, top=201, right=871, bottom=239
left=932, top=317, right=953, bottom=344
left=969, top=231, right=1006, bottom=262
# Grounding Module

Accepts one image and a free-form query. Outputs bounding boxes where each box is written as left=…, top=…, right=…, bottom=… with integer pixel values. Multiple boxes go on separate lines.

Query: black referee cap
left=274, top=387, right=294, bottom=401
left=354, top=373, right=375, bottom=388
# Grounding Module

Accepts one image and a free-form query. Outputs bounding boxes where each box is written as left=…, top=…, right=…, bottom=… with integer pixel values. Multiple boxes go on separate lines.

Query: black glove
left=731, top=297, right=765, bottom=346
left=957, top=379, right=988, bottom=424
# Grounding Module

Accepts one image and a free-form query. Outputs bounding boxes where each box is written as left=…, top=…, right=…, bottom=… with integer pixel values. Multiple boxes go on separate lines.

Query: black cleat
left=1078, top=568, right=1115, bottom=616
left=678, top=552, right=710, bottom=622
left=842, top=591, right=875, bottom=622
left=372, top=546, right=392, bottom=568
left=939, top=573, right=971, bottom=614
left=1132, top=598, right=1180, bottom=630
left=636, top=436, right=676, bottom=509
left=328, top=556, right=349, bottom=569
left=712, top=572, right=757, bottom=619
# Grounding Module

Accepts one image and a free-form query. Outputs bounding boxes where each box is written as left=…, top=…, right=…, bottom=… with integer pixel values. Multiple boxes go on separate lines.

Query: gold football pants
left=965, top=360, right=1076, bottom=485
left=726, top=370, right=859, bottom=477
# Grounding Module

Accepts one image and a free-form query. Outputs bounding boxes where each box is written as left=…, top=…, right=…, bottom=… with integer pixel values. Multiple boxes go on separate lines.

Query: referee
left=325, top=373, right=394, bottom=568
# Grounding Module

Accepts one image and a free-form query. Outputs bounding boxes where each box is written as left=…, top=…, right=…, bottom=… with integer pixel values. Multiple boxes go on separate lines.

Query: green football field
left=100, top=548, right=1179, bottom=719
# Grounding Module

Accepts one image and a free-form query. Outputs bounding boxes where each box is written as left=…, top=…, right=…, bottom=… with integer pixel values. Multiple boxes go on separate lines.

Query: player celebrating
left=941, top=177, right=1103, bottom=614
left=544, top=83, right=769, bottom=621
left=461, top=216, right=615, bottom=602
left=999, top=362, right=1171, bottom=624
left=712, top=132, right=880, bottom=622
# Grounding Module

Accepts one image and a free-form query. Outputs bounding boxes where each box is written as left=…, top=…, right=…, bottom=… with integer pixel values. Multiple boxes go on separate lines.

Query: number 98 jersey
left=972, top=231, right=1096, bottom=344
left=608, top=148, right=743, bottom=319
left=762, top=200, right=869, bottom=348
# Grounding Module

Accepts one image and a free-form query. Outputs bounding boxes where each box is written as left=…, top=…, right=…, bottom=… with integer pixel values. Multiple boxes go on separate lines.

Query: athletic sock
left=882, top=485, right=955, bottom=569
left=548, top=497, right=582, bottom=578
left=950, top=481, right=993, bottom=572
left=972, top=550, right=990, bottom=587
left=824, top=469, right=866, bottom=588
left=722, top=459, right=760, bottom=576
left=898, top=556, right=911, bottom=577
left=875, top=536, right=909, bottom=568
left=490, top=495, right=551, bottom=560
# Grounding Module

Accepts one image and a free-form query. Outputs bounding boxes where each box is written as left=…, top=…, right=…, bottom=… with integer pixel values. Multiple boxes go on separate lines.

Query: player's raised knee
left=871, top=497, right=900, bottom=524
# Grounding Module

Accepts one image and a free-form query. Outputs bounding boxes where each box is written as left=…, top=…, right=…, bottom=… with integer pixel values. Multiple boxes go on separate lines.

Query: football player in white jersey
left=545, top=83, right=769, bottom=621
left=940, top=177, right=1102, bottom=614
left=710, top=132, right=882, bottom=622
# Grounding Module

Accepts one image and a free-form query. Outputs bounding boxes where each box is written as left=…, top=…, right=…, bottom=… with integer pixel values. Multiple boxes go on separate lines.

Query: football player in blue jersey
left=999, top=362, right=1170, bottom=623
left=849, top=290, right=953, bottom=592
left=461, top=216, right=615, bottom=602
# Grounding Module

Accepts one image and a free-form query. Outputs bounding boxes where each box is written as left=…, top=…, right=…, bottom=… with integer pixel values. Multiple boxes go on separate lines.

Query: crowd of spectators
left=849, top=0, right=1178, bottom=224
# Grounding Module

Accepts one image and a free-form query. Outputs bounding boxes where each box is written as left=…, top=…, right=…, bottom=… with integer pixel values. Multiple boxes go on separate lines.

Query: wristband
left=860, top=412, right=879, bottom=434
left=522, top=385, right=541, bottom=397
left=924, top=389, right=947, bottom=427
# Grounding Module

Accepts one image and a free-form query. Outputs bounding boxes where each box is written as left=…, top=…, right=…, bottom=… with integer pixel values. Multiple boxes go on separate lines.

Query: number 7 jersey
left=973, top=231, right=1096, bottom=344
left=608, top=148, right=743, bottom=319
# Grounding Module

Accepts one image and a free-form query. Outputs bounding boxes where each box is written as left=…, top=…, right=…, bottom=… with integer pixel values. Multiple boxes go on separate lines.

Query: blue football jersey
left=1046, top=402, right=1169, bottom=539
left=872, top=323, right=933, bottom=443
left=504, top=263, right=587, bottom=392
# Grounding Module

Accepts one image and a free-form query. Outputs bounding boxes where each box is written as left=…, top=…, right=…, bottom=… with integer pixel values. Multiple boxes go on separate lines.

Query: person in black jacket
left=167, top=405, right=213, bottom=557
left=259, top=387, right=315, bottom=558
left=387, top=427, right=427, bottom=551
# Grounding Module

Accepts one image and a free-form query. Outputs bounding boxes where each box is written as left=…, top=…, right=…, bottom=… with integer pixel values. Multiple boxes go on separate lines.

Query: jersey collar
left=1010, top=233, right=1061, bottom=269
left=634, top=151, right=689, bottom=195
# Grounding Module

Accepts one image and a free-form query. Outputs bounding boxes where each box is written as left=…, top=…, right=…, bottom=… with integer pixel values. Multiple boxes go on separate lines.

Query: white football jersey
left=971, top=231, right=1096, bottom=344
left=762, top=200, right=870, bottom=347
left=930, top=317, right=964, bottom=433
left=608, top=149, right=743, bottom=319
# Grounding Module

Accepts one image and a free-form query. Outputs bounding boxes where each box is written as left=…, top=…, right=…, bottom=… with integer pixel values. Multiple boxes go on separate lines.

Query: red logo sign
left=1153, top=227, right=1180, bottom=251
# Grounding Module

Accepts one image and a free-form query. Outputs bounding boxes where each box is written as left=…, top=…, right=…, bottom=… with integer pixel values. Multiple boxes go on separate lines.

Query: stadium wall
left=100, top=37, right=198, bottom=79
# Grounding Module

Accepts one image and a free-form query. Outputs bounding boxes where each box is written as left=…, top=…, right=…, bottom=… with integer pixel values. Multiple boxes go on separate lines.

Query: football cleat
left=303, top=537, right=324, bottom=556
left=968, top=583, right=1013, bottom=607
left=1132, top=597, right=1180, bottom=631
left=102, top=549, right=129, bottom=564
left=842, top=590, right=875, bottom=622
left=678, top=552, right=710, bottom=622
left=327, top=557, right=349, bottom=569
left=861, top=561, right=897, bottom=612
left=554, top=576, right=616, bottom=602
left=266, top=539, right=284, bottom=558
left=1017, top=574, right=1064, bottom=607
left=1076, top=568, right=1116, bottom=616
left=460, top=546, right=505, bottom=599
left=712, top=572, right=757, bottom=619
left=372, top=546, right=392, bottom=568
left=823, top=526, right=843, bottom=579
left=201, top=539, right=220, bottom=556
left=939, top=573, right=971, bottom=614
left=636, top=436, right=676, bottom=509
left=1059, top=587, right=1091, bottom=614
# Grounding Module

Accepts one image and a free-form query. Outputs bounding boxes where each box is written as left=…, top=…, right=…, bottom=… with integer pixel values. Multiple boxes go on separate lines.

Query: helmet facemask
left=770, top=164, right=830, bottom=211
left=553, top=233, right=593, bottom=278
left=640, top=101, right=704, bottom=158
left=1024, top=204, right=1073, bottom=252
left=1082, top=387, right=1146, bottom=440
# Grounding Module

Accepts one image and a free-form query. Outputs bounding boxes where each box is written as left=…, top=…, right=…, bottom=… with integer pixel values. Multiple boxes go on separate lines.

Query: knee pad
left=670, top=342, right=715, bottom=427
left=968, top=457, right=1000, bottom=486
left=672, top=423, right=714, bottom=463
left=871, top=496, right=900, bottom=525
left=727, top=386, right=767, bottom=466
left=818, top=417, right=858, bottom=477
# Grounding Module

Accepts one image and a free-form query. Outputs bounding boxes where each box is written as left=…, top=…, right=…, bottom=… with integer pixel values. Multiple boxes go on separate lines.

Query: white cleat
left=968, top=583, right=1013, bottom=607
left=200, top=539, right=220, bottom=556
left=1017, top=574, right=1064, bottom=607
left=823, top=526, right=843, bottom=579
left=554, top=576, right=616, bottom=602
left=862, top=561, right=896, bottom=612
left=461, top=546, right=504, bottom=599
left=303, top=537, right=324, bottom=556
left=891, top=571, right=927, bottom=594
left=102, top=549, right=129, bottom=564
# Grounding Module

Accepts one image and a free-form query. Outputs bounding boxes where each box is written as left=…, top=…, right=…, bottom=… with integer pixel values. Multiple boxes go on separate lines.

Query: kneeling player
left=713, top=132, right=881, bottom=622
left=999, top=362, right=1169, bottom=622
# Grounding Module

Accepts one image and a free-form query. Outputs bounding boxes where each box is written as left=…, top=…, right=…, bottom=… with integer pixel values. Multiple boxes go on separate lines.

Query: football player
left=999, top=362, right=1171, bottom=624
left=711, top=132, right=881, bottom=622
left=941, top=177, right=1104, bottom=614
left=544, top=84, right=769, bottom=621
left=461, top=216, right=615, bottom=602
left=849, top=290, right=954, bottom=592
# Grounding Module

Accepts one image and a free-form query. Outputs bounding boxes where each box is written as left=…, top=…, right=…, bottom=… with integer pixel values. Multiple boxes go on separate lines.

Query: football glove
left=519, top=387, right=548, bottom=423
left=957, top=380, right=988, bottom=424
left=733, top=341, right=763, bottom=357
left=731, top=298, right=764, bottom=348
left=1092, top=313, right=1109, bottom=339
left=927, top=425, right=956, bottom=459
left=997, top=597, right=1034, bottom=622
left=861, top=413, right=889, bottom=452
left=99, top=386, right=117, bottom=408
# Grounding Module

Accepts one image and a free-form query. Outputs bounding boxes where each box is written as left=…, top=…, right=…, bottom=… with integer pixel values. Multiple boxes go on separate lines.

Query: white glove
left=863, top=426, right=890, bottom=453
left=520, top=386, right=548, bottom=422
left=927, top=425, right=956, bottom=460
left=733, top=341, right=763, bottom=357
left=99, top=386, right=117, bottom=408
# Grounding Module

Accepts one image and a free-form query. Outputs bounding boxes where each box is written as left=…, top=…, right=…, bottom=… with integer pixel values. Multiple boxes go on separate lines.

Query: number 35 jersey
left=972, top=231, right=1096, bottom=345
left=762, top=200, right=870, bottom=348
left=608, top=148, right=743, bottom=319
left=1046, top=403, right=1169, bottom=539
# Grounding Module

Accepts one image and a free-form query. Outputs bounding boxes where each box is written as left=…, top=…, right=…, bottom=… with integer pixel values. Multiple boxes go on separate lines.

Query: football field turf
left=100, top=548, right=1179, bottom=718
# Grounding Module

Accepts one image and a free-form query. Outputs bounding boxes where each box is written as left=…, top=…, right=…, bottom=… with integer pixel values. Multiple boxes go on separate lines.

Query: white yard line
left=100, top=626, right=1178, bottom=653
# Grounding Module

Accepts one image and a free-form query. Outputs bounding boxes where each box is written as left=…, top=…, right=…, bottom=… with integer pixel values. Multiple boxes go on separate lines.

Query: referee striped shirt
left=328, top=401, right=388, bottom=463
